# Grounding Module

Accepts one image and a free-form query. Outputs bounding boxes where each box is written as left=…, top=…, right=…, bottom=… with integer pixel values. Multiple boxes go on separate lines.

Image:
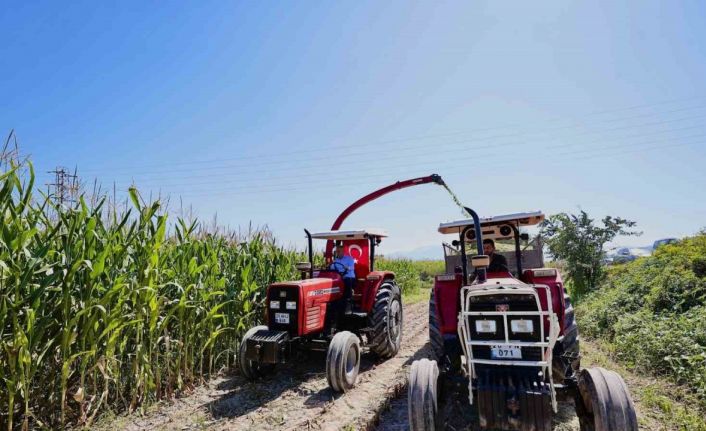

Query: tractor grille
left=466, top=292, right=544, bottom=363
left=267, top=285, right=299, bottom=336
left=306, top=306, right=320, bottom=331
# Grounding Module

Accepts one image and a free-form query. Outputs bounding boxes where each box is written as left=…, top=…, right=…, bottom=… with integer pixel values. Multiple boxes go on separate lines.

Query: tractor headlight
left=475, top=320, right=497, bottom=333
left=286, top=301, right=296, bottom=310
left=510, top=319, right=534, bottom=333
left=270, top=301, right=280, bottom=309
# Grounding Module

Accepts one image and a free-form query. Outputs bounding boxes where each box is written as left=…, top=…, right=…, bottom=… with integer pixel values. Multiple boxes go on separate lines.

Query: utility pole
left=47, top=166, right=80, bottom=206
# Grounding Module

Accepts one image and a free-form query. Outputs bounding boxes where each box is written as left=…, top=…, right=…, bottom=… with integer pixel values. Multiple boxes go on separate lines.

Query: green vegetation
left=576, top=233, right=706, bottom=410
left=0, top=158, right=444, bottom=429
left=376, top=258, right=444, bottom=302
left=541, top=210, right=639, bottom=297
left=0, top=162, right=304, bottom=429
left=580, top=339, right=706, bottom=431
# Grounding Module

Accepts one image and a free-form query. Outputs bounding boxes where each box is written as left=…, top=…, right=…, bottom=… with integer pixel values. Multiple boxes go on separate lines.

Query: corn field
left=0, top=162, right=304, bottom=430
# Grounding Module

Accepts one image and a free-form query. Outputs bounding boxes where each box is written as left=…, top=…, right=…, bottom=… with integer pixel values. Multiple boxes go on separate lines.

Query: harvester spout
left=324, top=174, right=446, bottom=262
left=430, top=174, right=444, bottom=186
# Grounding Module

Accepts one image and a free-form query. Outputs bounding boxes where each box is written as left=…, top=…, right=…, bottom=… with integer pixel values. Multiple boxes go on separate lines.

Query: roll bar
left=304, top=229, right=314, bottom=279
left=461, top=206, right=486, bottom=283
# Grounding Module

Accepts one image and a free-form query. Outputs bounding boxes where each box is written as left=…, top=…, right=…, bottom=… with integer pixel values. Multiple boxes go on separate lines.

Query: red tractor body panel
left=358, top=270, right=395, bottom=313
left=433, top=274, right=463, bottom=334
left=265, top=266, right=395, bottom=336
left=433, top=270, right=570, bottom=337
left=267, top=275, right=343, bottom=336
left=521, top=269, right=568, bottom=335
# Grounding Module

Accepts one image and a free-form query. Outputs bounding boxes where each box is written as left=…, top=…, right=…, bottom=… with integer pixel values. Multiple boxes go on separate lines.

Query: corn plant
left=0, top=160, right=303, bottom=430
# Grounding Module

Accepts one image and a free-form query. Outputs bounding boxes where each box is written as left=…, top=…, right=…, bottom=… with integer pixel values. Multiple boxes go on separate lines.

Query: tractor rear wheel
left=429, top=289, right=444, bottom=362
left=326, top=331, right=361, bottom=392
left=429, top=289, right=461, bottom=376
left=369, top=281, right=403, bottom=358
left=408, top=358, right=439, bottom=431
left=576, top=367, right=638, bottom=431
left=239, top=325, right=275, bottom=380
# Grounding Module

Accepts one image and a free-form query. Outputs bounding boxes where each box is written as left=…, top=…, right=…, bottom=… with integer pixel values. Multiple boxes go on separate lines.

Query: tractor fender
left=360, top=271, right=396, bottom=313
left=432, top=274, right=463, bottom=335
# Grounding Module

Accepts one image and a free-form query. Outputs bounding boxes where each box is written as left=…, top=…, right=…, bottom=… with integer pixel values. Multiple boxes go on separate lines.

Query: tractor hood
left=270, top=277, right=343, bottom=302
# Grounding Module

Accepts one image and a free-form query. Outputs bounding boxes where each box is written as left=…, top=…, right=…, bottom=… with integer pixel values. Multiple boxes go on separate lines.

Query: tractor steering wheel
left=330, top=261, right=348, bottom=276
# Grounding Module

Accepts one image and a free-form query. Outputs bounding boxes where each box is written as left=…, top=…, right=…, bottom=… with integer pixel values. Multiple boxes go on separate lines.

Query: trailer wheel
left=576, top=367, right=638, bottom=431
left=326, top=331, right=361, bottom=392
left=408, top=358, right=439, bottom=431
left=239, top=325, right=275, bottom=380
left=369, top=281, right=403, bottom=358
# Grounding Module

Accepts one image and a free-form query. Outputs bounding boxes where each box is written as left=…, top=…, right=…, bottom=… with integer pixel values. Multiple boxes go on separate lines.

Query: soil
left=103, top=301, right=430, bottom=431
left=99, top=297, right=692, bottom=431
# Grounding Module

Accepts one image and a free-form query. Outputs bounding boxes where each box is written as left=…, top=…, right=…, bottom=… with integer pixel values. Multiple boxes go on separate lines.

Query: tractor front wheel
left=408, top=358, right=439, bottom=431
left=326, top=331, right=361, bottom=392
left=369, top=281, right=403, bottom=359
left=239, top=325, right=275, bottom=380
left=576, top=367, right=638, bottom=431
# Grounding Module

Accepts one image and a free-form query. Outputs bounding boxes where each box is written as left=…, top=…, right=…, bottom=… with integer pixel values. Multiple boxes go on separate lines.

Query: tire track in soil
left=375, top=378, right=581, bottom=431
left=375, top=339, right=674, bottom=430
left=112, top=301, right=430, bottom=431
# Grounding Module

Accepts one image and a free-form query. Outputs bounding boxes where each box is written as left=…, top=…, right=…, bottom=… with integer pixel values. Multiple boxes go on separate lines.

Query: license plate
left=490, top=345, right=522, bottom=359
left=275, top=313, right=289, bottom=324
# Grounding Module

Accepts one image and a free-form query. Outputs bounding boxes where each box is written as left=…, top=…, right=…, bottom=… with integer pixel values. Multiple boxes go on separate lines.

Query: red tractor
left=239, top=174, right=445, bottom=392
left=409, top=208, right=638, bottom=430
left=239, top=228, right=402, bottom=391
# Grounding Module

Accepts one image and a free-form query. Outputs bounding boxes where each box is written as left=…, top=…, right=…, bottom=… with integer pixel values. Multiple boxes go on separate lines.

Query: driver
left=331, top=242, right=356, bottom=313
left=483, top=238, right=509, bottom=273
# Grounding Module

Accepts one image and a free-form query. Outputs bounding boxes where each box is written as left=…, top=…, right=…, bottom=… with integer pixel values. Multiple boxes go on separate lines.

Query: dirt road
left=102, top=296, right=698, bottom=431
left=107, top=301, right=430, bottom=431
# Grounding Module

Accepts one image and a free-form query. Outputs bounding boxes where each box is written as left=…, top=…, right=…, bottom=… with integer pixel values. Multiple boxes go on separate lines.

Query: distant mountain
left=384, top=245, right=444, bottom=260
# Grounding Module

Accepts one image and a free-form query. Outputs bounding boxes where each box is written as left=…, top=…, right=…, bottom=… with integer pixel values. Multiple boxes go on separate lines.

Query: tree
left=540, top=211, right=640, bottom=297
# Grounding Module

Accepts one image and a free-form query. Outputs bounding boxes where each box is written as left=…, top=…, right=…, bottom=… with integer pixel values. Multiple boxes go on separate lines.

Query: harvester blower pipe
left=324, top=174, right=445, bottom=263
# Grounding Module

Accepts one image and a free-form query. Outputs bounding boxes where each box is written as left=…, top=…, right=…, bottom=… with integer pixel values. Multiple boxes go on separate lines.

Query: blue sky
left=2, top=1, right=705, bottom=254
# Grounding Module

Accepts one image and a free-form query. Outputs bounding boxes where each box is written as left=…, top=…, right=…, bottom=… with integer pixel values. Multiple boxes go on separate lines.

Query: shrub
left=376, top=258, right=444, bottom=295
left=576, top=233, right=706, bottom=408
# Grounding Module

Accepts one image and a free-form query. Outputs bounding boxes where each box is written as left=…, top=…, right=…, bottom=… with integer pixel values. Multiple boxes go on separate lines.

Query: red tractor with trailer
left=239, top=174, right=446, bottom=392
left=408, top=208, right=638, bottom=430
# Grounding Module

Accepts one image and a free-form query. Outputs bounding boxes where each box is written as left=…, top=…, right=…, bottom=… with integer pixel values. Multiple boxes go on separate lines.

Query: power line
left=110, top=120, right=706, bottom=190
left=73, top=97, right=706, bottom=175
left=69, top=110, right=706, bottom=197
left=139, top=137, right=702, bottom=199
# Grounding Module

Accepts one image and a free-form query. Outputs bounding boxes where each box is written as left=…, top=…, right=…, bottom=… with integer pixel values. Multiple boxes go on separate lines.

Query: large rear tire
left=429, top=289, right=444, bottom=362
left=408, top=358, right=439, bottom=431
left=577, top=367, right=638, bottom=431
left=369, top=281, right=403, bottom=359
left=429, top=289, right=461, bottom=376
left=239, top=325, right=275, bottom=380
left=553, top=284, right=581, bottom=383
left=326, top=331, right=361, bottom=392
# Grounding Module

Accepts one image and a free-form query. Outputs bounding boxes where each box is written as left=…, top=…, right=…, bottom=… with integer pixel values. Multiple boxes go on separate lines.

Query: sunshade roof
left=310, top=228, right=388, bottom=240
left=438, top=211, right=545, bottom=235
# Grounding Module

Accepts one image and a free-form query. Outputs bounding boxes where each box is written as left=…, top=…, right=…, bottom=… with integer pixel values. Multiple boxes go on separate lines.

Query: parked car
left=610, top=247, right=637, bottom=264
left=653, top=238, right=678, bottom=250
